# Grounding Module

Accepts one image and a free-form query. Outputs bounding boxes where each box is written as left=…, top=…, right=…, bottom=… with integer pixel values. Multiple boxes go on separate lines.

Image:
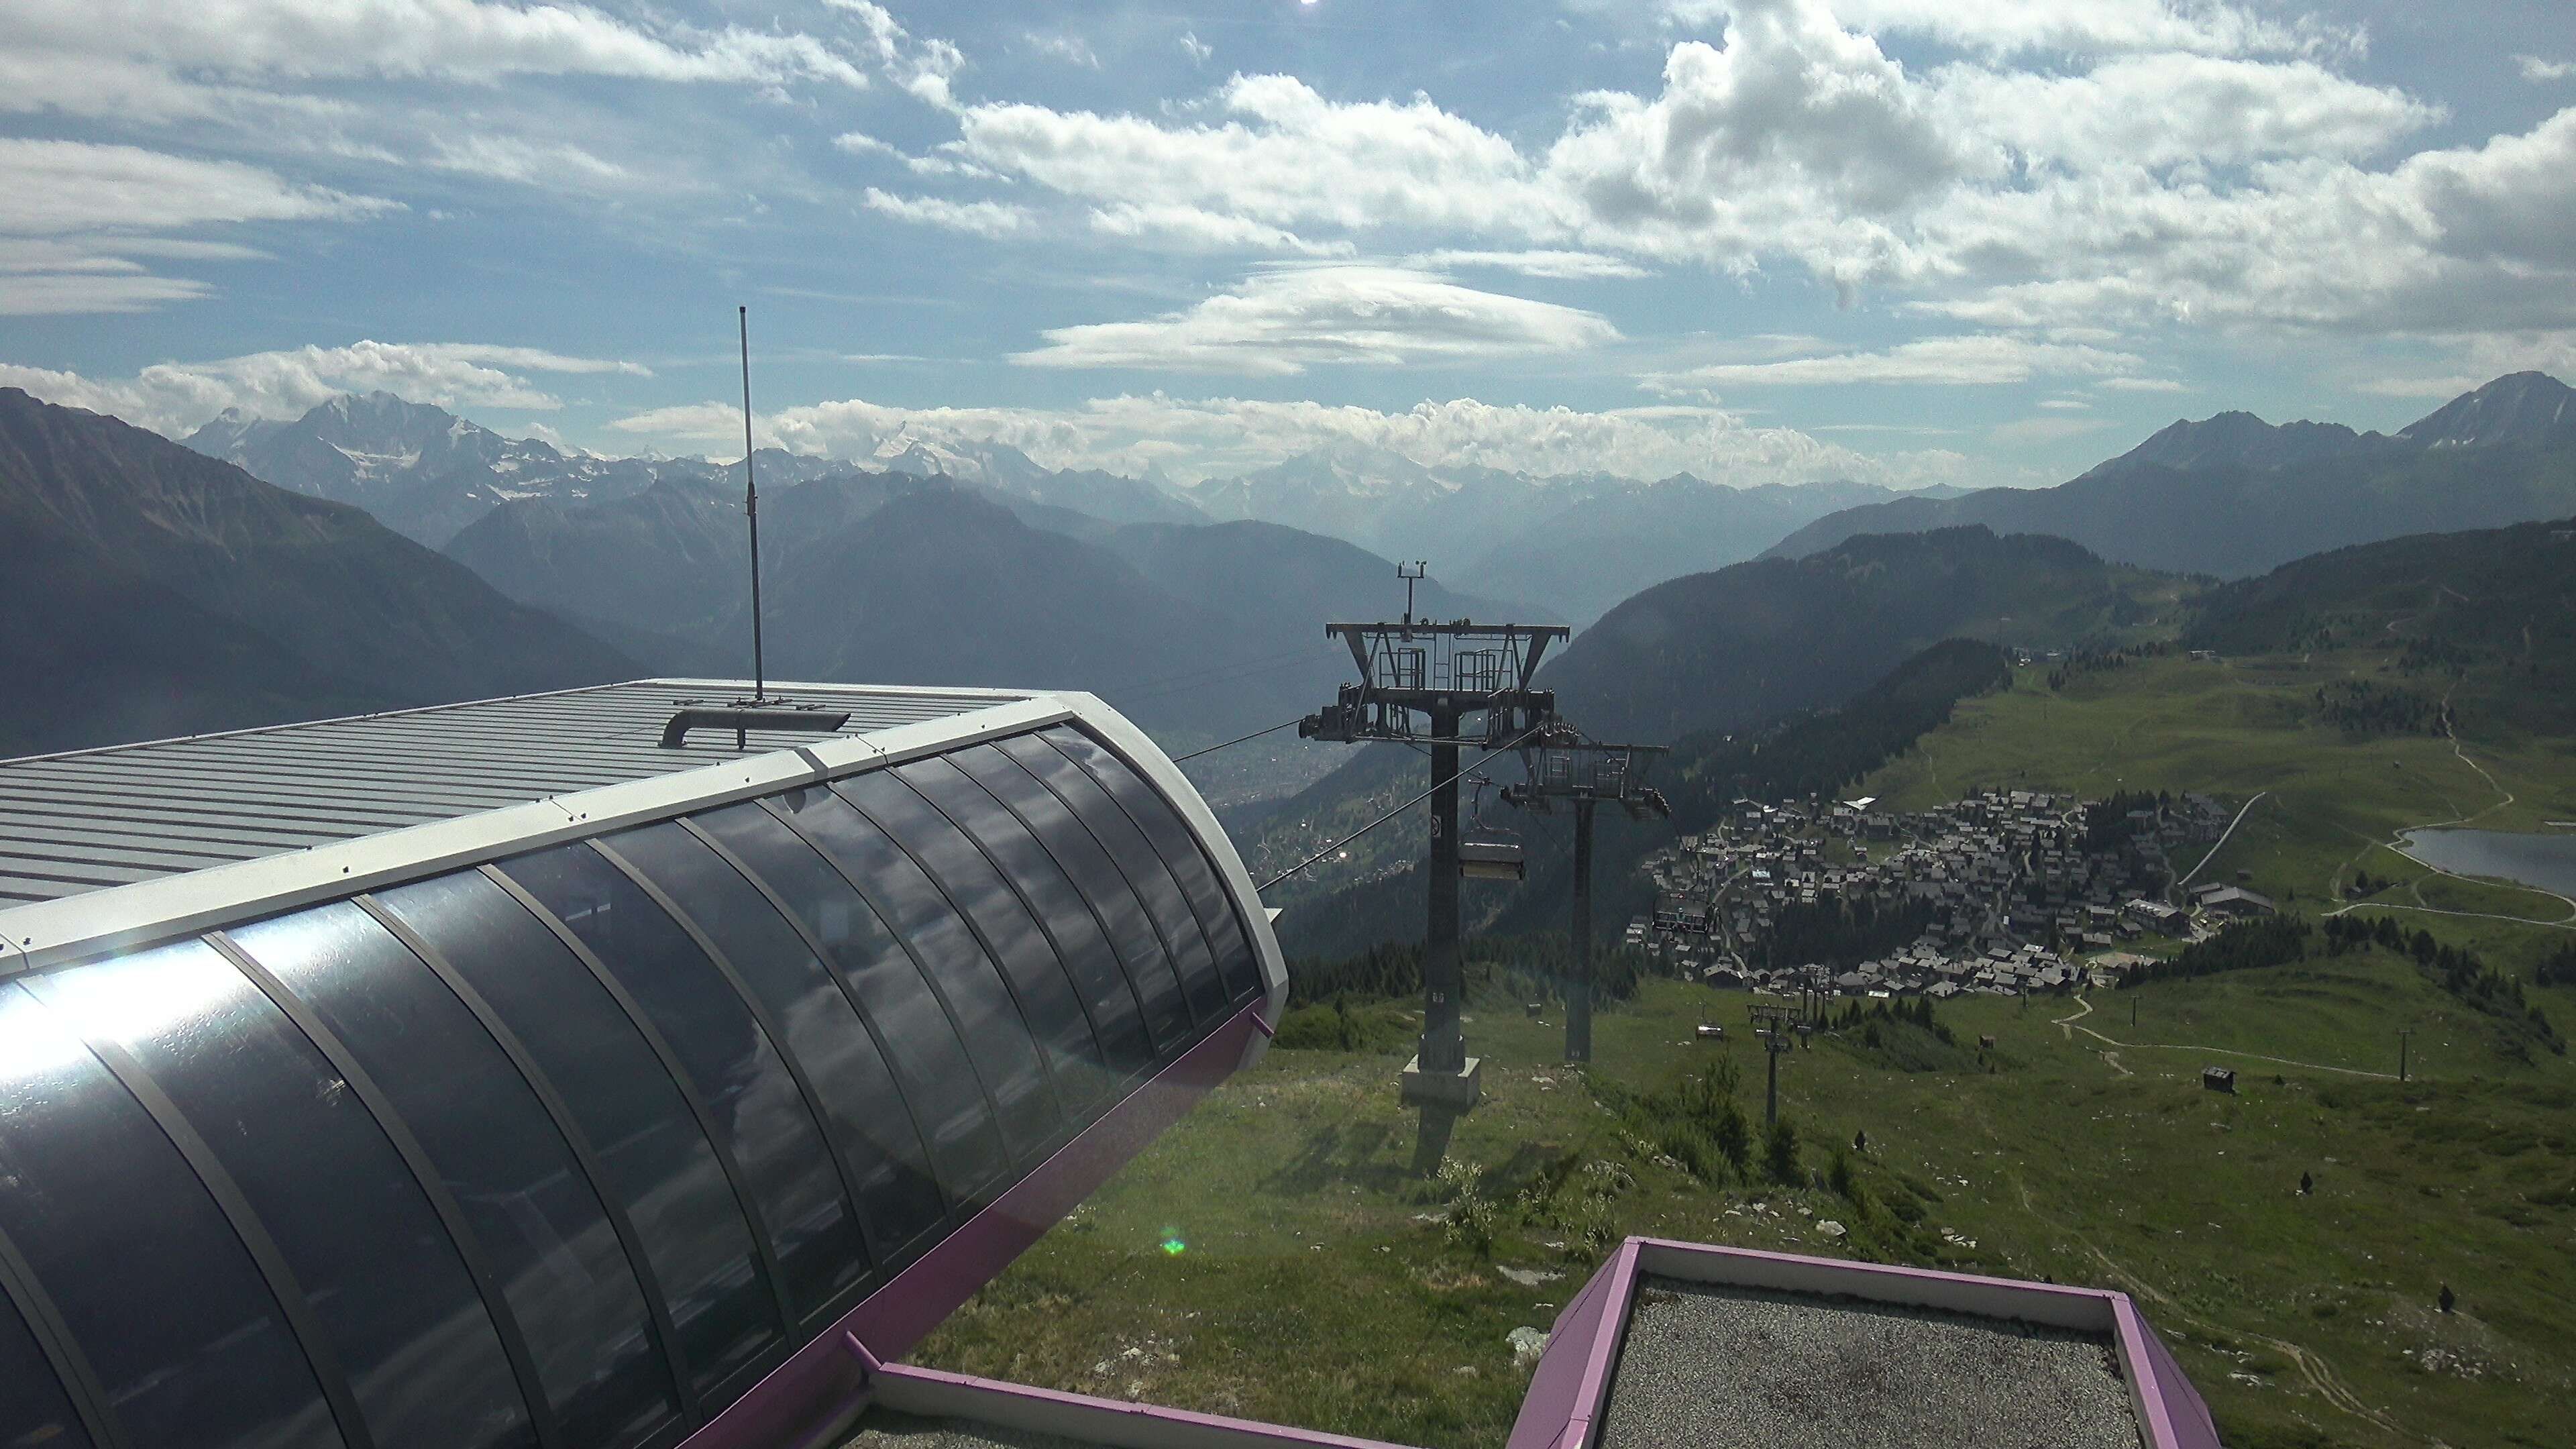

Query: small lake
left=2398, top=828, right=2576, bottom=898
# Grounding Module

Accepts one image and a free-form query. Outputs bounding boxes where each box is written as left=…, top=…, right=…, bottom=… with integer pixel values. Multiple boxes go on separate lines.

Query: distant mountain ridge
left=189, top=392, right=1206, bottom=549
left=1768, top=372, right=2576, bottom=577
left=1545, top=524, right=2190, bottom=743
left=0, top=388, right=635, bottom=755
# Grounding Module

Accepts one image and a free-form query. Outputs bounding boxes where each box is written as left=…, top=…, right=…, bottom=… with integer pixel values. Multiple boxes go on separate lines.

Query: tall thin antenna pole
left=739, top=305, right=765, bottom=704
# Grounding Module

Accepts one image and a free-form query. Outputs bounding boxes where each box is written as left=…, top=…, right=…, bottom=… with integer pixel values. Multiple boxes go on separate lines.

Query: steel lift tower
left=1502, top=727, right=1670, bottom=1063
left=1300, top=570, right=1566, bottom=1165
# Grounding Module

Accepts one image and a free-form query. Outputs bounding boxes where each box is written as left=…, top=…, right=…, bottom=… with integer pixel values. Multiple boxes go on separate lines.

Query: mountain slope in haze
left=0, top=387, right=637, bottom=753
left=2184, top=514, right=2576, bottom=731
left=1767, top=374, right=2576, bottom=577
left=1546, top=525, right=2188, bottom=743
left=445, top=464, right=1540, bottom=740
left=1463, top=474, right=1945, bottom=625
left=1186, top=441, right=1943, bottom=605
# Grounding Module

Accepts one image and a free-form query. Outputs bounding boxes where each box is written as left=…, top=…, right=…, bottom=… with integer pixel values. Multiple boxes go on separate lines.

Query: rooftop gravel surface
left=1597, top=1277, right=2139, bottom=1449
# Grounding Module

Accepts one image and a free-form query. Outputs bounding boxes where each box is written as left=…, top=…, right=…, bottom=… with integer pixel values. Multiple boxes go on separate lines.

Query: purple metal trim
left=869, top=1360, right=1422, bottom=1449
left=1249, top=1009, right=1276, bottom=1039
left=1511, top=1237, right=2218, bottom=1449
left=678, top=1004, right=1264, bottom=1449
left=1505, top=1239, right=1640, bottom=1449
left=1632, top=1235, right=2127, bottom=1311
left=2115, top=1301, right=2224, bottom=1449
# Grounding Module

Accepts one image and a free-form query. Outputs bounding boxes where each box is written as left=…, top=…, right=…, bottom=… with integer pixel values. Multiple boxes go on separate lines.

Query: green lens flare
left=1160, top=1234, right=1187, bottom=1256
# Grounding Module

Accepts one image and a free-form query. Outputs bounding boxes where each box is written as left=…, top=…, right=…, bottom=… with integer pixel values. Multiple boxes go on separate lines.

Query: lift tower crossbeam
left=1298, top=593, right=1567, bottom=1167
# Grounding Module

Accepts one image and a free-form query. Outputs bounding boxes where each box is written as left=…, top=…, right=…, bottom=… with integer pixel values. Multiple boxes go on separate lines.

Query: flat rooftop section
left=0, top=679, right=1022, bottom=905
left=1598, top=1277, right=2139, bottom=1449
left=843, top=1409, right=1092, bottom=1449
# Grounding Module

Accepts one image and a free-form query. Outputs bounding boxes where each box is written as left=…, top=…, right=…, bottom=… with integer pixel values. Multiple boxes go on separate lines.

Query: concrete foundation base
left=1399, top=1055, right=1483, bottom=1112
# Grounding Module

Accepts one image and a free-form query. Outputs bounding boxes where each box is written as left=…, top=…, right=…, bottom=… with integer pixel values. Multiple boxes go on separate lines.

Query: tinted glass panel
left=689, top=802, right=1008, bottom=1204
left=237, top=904, right=677, bottom=1449
left=950, top=745, right=1191, bottom=1050
left=373, top=873, right=777, bottom=1401
left=995, top=734, right=1226, bottom=1024
left=0, top=1283, right=91, bottom=1449
left=0, top=979, right=341, bottom=1449
left=501, top=843, right=865, bottom=1322
left=765, top=788, right=1059, bottom=1163
left=844, top=770, right=1113, bottom=1118
left=607, top=822, right=946, bottom=1260
left=32, top=941, right=531, bottom=1449
left=898, top=756, right=1154, bottom=1077
left=1041, top=729, right=1262, bottom=1004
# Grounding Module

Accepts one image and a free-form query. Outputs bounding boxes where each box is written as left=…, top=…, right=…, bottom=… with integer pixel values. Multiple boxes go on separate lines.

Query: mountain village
left=1631, top=786, right=2257, bottom=1000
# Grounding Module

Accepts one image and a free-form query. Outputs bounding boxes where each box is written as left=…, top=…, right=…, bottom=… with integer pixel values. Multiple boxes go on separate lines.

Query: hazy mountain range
left=1765, top=373, right=2576, bottom=576
left=0, top=388, right=634, bottom=756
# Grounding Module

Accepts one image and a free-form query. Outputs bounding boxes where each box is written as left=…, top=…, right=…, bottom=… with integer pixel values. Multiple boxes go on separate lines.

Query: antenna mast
left=739, top=305, right=766, bottom=704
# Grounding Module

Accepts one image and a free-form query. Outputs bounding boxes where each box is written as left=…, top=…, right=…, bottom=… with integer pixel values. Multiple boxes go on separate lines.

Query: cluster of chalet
left=1629, top=788, right=2245, bottom=999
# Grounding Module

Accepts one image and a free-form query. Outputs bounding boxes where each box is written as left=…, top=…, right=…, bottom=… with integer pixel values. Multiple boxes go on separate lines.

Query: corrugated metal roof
left=0, top=679, right=1024, bottom=906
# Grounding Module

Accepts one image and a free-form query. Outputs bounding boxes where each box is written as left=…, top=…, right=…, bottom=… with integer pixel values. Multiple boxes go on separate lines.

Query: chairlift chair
left=1458, top=776, right=1526, bottom=881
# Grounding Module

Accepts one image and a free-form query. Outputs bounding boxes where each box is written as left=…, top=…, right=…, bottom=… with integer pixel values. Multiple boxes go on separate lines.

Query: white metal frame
left=0, top=681, right=1289, bottom=1040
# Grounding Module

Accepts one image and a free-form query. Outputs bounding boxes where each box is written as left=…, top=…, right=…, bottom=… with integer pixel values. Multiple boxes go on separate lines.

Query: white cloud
left=1023, top=32, right=1099, bottom=68
left=425, top=134, right=629, bottom=185
left=1012, top=265, right=1619, bottom=374
left=0, top=341, right=647, bottom=437
left=861, top=188, right=1030, bottom=237
left=0, top=0, right=872, bottom=119
left=833, top=130, right=903, bottom=158
left=932, top=1, right=2573, bottom=343
left=1180, top=31, right=1214, bottom=66
left=0, top=139, right=391, bottom=235
left=1990, top=414, right=2118, bottom=444
left=1409, top=249, right=1651, bottom=279
left=1715, top=0, right=2359, bottom=60
left=2098, top=376, right=2190, bottom=393
left=1088, top=203, right=1351, bottom=256
left=608, top=388, right=1978, bottom=490
left=1660, top=333, right=2141, bottom=388
left=2515, top=55, right=2575, bottom=83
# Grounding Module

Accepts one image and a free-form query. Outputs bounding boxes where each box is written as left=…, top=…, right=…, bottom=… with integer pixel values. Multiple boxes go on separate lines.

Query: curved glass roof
left=0, top=721, right=1269, bottom=1449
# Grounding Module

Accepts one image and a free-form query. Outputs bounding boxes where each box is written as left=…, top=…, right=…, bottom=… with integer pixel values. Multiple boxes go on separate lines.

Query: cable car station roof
left=0, top=679, right=1022, bottom=909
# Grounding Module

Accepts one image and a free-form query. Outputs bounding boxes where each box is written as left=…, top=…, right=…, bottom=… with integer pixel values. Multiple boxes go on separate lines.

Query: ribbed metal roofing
left=0, top=679, right=1024, bottom=906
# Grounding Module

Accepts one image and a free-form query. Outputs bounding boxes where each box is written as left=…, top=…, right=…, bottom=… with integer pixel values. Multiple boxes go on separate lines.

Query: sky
left=3, top=0, right=2573, bottom=490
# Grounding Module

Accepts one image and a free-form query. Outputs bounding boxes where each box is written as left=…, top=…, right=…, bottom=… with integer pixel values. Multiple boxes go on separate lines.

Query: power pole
left=1300, top=579, right=1566, bottom=1171
left=2399, top=1027, right=2413, bottom=1083
left=1749, top=1004, right=1799, bottom=1125
left=1502, top=729, right=1670, bottom=1063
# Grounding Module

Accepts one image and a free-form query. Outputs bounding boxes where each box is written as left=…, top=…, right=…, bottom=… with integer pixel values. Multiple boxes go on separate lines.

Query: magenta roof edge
left=866, top=1358, right=1428, bottom=1449
left=1511, top=1235, right=2220, bottom=1449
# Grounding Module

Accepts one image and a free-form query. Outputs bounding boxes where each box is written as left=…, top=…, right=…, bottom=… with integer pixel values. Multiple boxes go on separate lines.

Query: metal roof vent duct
left=659, top=707, right=851, bottom=749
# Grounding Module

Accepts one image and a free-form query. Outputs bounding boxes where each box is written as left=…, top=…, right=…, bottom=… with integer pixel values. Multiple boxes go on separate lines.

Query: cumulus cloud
left=1012, top=265, right=1620, bottom=374
left=861, top=188, right=1030, bottom=236
left=930, top=0, right=2573, bottom=341
left=2515, top=55, right=2574, bottom=83
left=0, top=341, right=647, bottom=437
left=609, top=388, right=1978, bottom=490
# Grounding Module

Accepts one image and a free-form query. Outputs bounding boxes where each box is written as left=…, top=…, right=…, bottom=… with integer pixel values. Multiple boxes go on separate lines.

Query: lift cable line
left=1256, top=725, right=1542, bottom=892
left=1174, top=717, right=1305, bottom=763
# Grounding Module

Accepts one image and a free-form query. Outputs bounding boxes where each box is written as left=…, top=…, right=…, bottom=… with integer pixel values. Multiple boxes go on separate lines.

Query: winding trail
left=2050, top=995, right=2396, bottom=1080
left=2174, top=791, right=2269, bottom=893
